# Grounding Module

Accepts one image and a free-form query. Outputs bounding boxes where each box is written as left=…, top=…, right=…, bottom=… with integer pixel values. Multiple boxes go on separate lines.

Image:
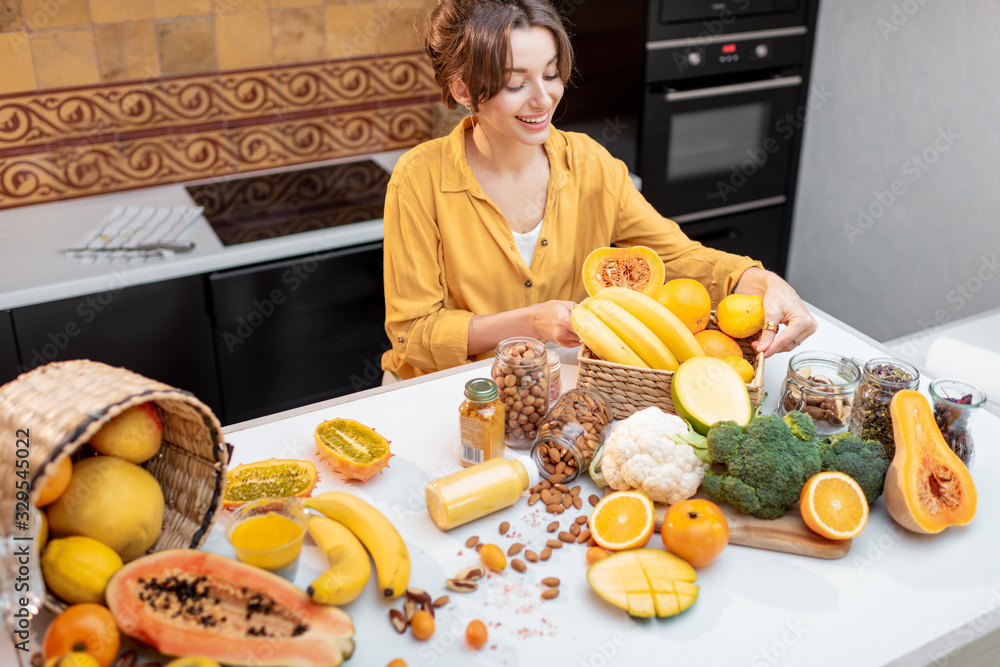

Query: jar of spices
left=776, top=351, right=861, bottom=436
left=492, top=337, right=550, bottom=449
left=530, top=387, right=612, bottom=483
left=929, top=378, right=986, bottom=468
left=849, top=358, right=919, bottom=458
left=547, top=349, right=562, bottom=406
left=458, top=378, right=506, bottom=468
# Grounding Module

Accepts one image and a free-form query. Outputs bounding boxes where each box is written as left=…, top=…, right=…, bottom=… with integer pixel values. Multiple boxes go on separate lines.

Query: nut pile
left=492, top=340, right=549, bottom=446
left=533, top=388, right=612, bottom=482
left=783, top=367, right=852, bottom=429
left=389, top=587, right=449, bottom=634
left=527, top=479, right=589, bottom=515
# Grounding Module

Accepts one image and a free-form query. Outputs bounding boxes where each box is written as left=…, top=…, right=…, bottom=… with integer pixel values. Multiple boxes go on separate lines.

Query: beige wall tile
left=374, top=0, right=424, bottom=55
left=271, top=7, right=324, bottom=64
left=95, top=21, right=159, bottom=83
left=216, top=10, right=271, bottom=70
left=0, top=0, right=24, bottom=32
left=154, top=0, right=212, bottom=18
left=271, top=0, right=322, bottom=7
left=0, top=32, right=36, bottom=93
left=30, top=27, right=100, bottom=89
left=22, top=0, right=92, bottom=30
left=158, top=16, right=219, bottom=75
left=213, top=0, right=268, bottom=12
left=326, top=4, right=376, bottom=60
left=91, top=0, right=155, bottom=22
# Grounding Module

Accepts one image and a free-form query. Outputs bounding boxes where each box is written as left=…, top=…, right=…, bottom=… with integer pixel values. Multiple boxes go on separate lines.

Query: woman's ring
left=763, top=321, right=779, bottom=333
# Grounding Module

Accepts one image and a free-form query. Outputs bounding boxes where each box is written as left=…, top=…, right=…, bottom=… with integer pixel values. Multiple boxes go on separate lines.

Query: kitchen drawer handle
left=666, top=75, right=802, bottom=101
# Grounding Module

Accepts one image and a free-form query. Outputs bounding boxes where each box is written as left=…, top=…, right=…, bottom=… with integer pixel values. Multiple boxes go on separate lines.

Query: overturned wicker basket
left=0, top=360, right=229, bottom=611
left=576, top=319, right=765, bottom=420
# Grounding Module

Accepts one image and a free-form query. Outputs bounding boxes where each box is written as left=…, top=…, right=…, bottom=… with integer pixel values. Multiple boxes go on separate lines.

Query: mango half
left=587, top=548, right=699, bottom=618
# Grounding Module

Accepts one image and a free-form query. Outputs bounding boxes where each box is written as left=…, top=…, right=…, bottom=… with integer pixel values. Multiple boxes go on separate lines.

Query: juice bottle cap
left=513, top=454, right=540, bottom=489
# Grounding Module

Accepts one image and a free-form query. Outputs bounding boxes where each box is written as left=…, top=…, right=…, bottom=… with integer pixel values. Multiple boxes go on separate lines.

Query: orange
left=716, top=294, right=764, bottom=338
left=655, top=279, right=711, bottom=334
left=694, top=330, right=743, bottom=360
left=723, top=355, right=755, bottom=383
left=36, top=456, right=72, bottom=507
left=799, top=472, right=869, bottom=540
left=589, top=491, right=655, bottom=551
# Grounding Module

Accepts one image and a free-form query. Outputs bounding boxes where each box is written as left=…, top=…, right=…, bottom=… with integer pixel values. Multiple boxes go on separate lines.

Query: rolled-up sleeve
left=383, top=179, right=473, bottom=376
left=610, top=161, right=762, bottom=305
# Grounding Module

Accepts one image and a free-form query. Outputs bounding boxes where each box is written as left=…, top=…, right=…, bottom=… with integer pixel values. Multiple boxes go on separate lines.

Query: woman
left=382, top=0, right=815, bottom=381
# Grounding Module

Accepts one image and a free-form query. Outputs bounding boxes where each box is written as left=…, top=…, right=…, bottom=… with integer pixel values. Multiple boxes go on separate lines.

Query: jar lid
left=465, top=378, right=499, bottom=401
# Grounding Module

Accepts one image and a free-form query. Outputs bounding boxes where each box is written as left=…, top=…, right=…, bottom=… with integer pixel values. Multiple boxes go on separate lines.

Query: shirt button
left=540, top=239, right=548, bottom=246
left=396, top=336, right=405, bottom=343
left=525, top=280, right=533, bottom=287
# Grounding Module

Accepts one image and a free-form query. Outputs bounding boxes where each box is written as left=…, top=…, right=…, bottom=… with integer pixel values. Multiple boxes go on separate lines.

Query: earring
left=464, top=102, right=473, bottom=115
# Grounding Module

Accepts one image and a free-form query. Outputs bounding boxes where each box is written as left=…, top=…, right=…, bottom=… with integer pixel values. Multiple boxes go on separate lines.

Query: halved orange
left=799, top=471, right=869, bottom=540
left=590, top=491, right=656, bottom=551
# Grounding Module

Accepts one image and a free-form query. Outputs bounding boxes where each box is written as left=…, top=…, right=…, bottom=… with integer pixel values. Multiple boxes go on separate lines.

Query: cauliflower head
left=600, top=406, right=710, bottom=504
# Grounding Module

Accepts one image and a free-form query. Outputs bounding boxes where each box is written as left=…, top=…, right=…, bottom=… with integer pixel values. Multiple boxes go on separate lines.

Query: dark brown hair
left=424, top=0, right=573, bottom=113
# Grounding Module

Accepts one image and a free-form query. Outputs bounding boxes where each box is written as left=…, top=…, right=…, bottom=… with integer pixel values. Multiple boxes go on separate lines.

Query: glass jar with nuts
left=776, top=351, right=861, bottom=436
left=492, top=337, right=550, bottom=449
left=530, top=387, right=613, bottom=483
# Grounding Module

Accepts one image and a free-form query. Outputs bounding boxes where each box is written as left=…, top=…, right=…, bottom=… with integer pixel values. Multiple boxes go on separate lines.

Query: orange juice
left=425, top=455, right=539, bottom=531
left=229, top=510, right=306, bottom=570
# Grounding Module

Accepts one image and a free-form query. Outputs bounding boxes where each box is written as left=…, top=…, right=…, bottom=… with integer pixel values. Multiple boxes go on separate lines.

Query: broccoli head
left=819, top=431, right=892, bottom=505
left=783, top=410, right=817, bottom=442
left=703, top=414, right=822, bottom=520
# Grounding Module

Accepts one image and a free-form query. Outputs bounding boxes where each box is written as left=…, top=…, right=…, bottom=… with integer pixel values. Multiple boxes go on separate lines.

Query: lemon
left=723, top=355, right=756, bottom=383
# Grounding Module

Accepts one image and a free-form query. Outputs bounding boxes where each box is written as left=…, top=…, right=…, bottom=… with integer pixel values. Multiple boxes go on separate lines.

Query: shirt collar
left=440, top=116, right=572, bottom=194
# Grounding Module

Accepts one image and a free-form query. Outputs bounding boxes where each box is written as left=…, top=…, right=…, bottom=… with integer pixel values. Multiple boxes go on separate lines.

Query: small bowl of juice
left=226, top=497, right=309, bottom=572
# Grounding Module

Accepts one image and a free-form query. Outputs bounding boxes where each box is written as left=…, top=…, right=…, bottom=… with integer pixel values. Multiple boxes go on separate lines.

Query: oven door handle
left=666, top=75, right=802, bottom=102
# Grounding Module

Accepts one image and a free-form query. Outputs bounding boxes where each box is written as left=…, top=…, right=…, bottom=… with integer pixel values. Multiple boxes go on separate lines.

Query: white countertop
left=0, top=150, right=406, bottom=311
left=8, top=304, right=999, bottom=666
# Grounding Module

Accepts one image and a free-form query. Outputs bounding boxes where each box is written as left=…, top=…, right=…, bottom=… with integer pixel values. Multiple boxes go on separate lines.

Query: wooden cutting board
left=610, top=490, right=852, bottom=559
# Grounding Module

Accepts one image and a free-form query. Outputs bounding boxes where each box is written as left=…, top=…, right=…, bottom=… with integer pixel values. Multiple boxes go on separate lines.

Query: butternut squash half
left=885, top=390, right=976, bottom=534
left=582, top=246, right=665, bottom=298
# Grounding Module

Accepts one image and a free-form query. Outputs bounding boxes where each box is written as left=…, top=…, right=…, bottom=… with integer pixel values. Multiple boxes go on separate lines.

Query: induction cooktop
left=186, top=160, right=391, bottom=246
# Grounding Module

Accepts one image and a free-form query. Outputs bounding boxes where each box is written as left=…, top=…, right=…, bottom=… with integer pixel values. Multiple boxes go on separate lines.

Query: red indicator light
left=722, top=44, right=737, bottom=54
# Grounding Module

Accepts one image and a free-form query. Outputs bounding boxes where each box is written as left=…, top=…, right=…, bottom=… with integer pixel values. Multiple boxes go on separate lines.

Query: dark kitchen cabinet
left=678, top=205, right=790, bottom=276
left=209, top=242, right=387, bottom=424
left=9, top=275, right=221, bottom=415
left=0, top=310, right=20, bottom=383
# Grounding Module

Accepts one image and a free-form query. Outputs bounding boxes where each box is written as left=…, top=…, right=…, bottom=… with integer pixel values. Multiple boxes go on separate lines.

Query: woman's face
left=474, top=26, right=564, bottom=150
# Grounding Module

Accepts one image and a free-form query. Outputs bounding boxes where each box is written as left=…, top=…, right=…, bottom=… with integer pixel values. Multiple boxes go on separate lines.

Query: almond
left=546, top=521, right=560, bottom=533
left=577, top=529, right=592, bottom=544
left=507, top=542, right=524, bottom=557
left=499, top=521, right=510, bottom=535
left=465, top=535, right=479, bottom=548
left=540, top=547, right=552, bottom=561
left=525, top=549, right=540, bottom=563
left=541, top=588, right=560, bottom=600
left=511, top=559, right=527, bottom=573
left=541, top=577, right=561, bottom=587
left=432, top=596, right=450, bottom=608
left=558, top=531, right=575, bottom=543
left=546, top=539, right=563, bottom=549
left=589, top=494, right=600, bottom=506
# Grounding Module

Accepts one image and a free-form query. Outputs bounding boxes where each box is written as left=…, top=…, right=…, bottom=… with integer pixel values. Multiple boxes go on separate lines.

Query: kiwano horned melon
left=582, top=246, right=665, bottom=298
left=314, top=418, right=392, bottom=483
left=223, top=459, right=319, bottom=507
left=105, top=550, right=354, bottom=667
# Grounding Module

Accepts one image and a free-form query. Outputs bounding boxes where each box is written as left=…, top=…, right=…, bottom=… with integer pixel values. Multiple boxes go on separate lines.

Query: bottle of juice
left=425, top=455, right=539, bottom=531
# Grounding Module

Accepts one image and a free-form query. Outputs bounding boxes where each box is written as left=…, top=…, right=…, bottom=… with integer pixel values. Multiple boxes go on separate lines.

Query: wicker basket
left=0, top=359, right=229, bottom=612
left=576, top=319, right=765, bottom=420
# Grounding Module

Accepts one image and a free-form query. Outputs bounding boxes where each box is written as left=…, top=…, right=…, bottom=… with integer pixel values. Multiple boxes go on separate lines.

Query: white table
left=11, top=304, right=1000, bottom=667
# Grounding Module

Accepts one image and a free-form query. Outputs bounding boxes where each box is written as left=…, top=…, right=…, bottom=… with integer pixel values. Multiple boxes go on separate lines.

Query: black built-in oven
left=558, top=1, right=820, bottom=275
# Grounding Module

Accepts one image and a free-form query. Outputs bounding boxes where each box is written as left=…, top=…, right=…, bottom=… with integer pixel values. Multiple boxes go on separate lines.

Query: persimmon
left=43, top=603, right=120, bottom=667
left=661, top=499, right=729, bottom=568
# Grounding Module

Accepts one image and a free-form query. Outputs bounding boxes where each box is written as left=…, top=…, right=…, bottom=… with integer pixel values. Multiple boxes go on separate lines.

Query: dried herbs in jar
left=848, top=358, right=919, bottom=459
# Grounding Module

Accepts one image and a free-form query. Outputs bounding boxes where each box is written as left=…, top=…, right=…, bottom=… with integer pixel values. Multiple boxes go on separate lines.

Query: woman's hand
left=532, top=300, right=582, bottom=348
left=735, top=268, right=817, bottom=358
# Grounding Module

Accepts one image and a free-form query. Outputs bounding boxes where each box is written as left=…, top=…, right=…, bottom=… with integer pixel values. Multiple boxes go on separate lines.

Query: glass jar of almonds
left=529, top=387, right=612, bottom=483
left=492, top=337, right=550, bottom=449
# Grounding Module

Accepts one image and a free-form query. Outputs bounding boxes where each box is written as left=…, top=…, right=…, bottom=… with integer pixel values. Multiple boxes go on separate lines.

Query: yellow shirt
left=382, top=117, right=763, bottom=379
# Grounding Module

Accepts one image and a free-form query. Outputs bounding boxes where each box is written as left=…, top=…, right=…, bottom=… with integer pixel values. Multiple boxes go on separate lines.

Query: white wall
left=788, top=0, right=1000, bottom=343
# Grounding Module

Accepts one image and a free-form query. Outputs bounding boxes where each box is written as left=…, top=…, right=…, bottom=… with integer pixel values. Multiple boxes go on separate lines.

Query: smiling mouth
left=517, top=111, right=549, bottom=125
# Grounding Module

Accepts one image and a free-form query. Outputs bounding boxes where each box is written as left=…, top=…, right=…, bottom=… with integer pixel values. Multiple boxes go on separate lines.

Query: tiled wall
left=0, top=0, right=439, bottom=209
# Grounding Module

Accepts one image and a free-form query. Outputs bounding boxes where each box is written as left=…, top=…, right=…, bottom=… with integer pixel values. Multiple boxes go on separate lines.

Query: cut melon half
left=671, top=356, right=752, bottom=435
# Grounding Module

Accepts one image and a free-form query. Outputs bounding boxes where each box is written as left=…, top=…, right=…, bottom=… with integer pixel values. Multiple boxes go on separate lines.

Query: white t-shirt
left=511, top=220, right=543, bottom=268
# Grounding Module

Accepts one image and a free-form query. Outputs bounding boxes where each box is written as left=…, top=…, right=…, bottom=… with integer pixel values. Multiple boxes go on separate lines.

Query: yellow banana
left=584, top=298, right=679, bottom=371
left=304, top=492, right=410, bottom=598
left=571, top=304, right=649, bottom=368
left=306, top=516, right=371, bottom=606
left=596, top=287, right=705, bottom=362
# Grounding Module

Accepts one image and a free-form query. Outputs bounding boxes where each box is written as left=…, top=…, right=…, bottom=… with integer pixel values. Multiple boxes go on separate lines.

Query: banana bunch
left=304, top=491, right=411, bottom=602
left=573, top=286, right=704, bottom=370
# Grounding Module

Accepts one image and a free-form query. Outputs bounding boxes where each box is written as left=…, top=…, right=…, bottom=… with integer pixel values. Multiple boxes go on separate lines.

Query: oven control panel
left=645, top=32, right=807, bottom=83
